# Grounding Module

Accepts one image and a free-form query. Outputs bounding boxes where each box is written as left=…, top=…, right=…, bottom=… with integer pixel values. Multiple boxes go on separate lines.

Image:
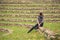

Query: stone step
left=0, top=21, right=35, bottom=25
left=0, top=20, right=60, bottom=27
left=0, top=10, right=60, bottom=13
left=0, top=23, right=33, bottom=27
left=0, top=4, right=60, bottom=8
left=0, top=0, right=60, bottom=4
left=0, top=18, right=60, bottom=23
left=0, top=4, right=60, bottom=7
left=0, top=14, right=60, bottom=18
left=0, top=10, right=60, bottom=14
left=0, top=17, right=60, bottom=22
left=0, top=8, right=60, bottom=10
left=0, top=4, right=60, bottom=10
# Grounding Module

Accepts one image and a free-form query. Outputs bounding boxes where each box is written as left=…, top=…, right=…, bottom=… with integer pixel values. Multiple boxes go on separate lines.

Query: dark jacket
left=38, top=15, right=44, bottom=23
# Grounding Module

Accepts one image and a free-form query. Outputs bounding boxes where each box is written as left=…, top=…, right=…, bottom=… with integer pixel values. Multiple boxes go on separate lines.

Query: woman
left=35, top=12, right=44, bottom=29
left=37, top=12, right=44, bottom=28
left=27, top=12, right=44, bottom=33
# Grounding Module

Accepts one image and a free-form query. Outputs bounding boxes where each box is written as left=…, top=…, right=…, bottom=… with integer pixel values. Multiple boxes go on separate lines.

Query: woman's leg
left=40, top=23, right=43, bottom=27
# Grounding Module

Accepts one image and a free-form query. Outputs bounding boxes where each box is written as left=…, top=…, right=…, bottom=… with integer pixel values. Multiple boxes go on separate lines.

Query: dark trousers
left=27, top=23, right=43, bottom=33
left=35, top=23, right=43, bottom=29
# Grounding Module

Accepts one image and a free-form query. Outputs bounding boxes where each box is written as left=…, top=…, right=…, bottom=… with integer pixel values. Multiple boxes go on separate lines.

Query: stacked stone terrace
left=0, top=0, right=60, bottom=27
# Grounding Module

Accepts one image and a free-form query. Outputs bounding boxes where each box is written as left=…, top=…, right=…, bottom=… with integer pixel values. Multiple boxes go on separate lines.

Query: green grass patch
left=0, top=31, right=7, bottom=36
left=0, top=21, right=36, bottom=25
left=0, top=26, right=44, bottom=40
left=0, top=22, right=60, bottom=40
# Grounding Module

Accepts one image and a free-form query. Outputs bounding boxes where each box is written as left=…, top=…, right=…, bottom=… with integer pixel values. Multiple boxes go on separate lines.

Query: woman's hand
left=38, top=24, right=40, bottom=27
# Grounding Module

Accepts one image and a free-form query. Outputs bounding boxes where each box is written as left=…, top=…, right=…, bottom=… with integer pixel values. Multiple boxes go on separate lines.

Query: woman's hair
left=39, top=12, right=43, bottom=16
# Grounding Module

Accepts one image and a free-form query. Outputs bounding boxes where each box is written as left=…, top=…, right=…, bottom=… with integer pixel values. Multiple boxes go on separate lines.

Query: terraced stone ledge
left=0, top=28, right=13, bottom=36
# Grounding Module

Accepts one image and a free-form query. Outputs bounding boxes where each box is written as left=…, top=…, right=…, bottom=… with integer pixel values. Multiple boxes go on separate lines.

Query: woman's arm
left=37, top=16, right=44, bottom=27
left=37, top=19, right=40, bottom=27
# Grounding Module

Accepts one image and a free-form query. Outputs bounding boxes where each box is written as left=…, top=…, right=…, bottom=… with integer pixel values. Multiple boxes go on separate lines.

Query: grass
left=0, top=31, right=7, bottom=36
left=0, top=26, right=44, bottom=40
left=0, top=22, right=60, bottom=40
left=44, top=22, right=60, bottom=31
left=0, top=21, right=36, bottom=24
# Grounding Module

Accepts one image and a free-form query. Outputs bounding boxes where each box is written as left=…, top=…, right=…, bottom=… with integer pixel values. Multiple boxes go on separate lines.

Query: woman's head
left=39, top=12, right=43, bottom=16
